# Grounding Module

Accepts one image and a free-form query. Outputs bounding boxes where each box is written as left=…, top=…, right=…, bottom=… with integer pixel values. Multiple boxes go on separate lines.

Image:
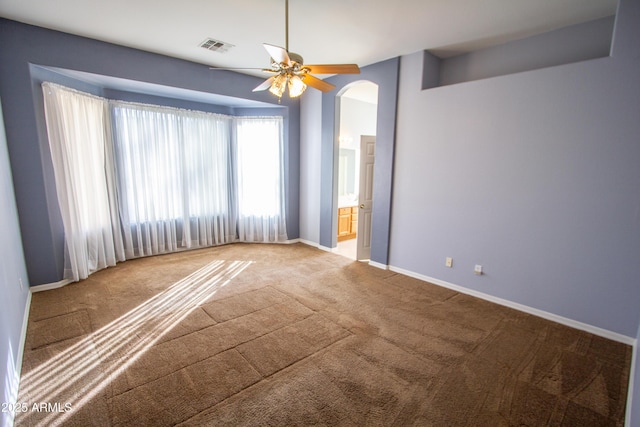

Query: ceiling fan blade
left=303, top=74, right=336, bottom=93
left=263, top=43, right=291, bottom=65
left=304, top=64, right=361, bottom=75
left=252, top=76, right=276, bottom=92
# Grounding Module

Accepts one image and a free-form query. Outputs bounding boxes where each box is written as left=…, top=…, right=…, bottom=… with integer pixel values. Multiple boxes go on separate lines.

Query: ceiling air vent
left=199, top=38, right=234, bottom=53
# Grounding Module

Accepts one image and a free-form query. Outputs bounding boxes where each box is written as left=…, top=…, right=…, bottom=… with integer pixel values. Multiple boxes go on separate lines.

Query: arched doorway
left=334, top=81, right=379, bottom=260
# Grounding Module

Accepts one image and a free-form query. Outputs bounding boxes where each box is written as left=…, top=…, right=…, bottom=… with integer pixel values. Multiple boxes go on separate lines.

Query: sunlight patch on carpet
left=18, top=259, right=252, bottom=427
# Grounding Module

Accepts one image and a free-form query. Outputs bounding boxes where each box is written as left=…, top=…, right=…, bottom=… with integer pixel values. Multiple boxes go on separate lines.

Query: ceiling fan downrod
left=285, top=0, right=289, bottom=52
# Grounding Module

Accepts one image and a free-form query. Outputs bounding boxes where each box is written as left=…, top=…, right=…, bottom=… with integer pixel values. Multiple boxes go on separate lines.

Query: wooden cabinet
left=338, top=206, right=358, bottom=241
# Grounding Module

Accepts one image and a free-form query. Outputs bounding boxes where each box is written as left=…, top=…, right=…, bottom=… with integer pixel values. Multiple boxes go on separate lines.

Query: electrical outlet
left=19, top=277, right=24, bottom=290
left=445, top=257, right=453, bottom=268
left=474, top=265, right=483, bottom=275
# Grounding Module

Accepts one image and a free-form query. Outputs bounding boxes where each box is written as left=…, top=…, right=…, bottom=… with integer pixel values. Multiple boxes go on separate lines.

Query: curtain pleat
left=42, top=83, right=125, bottom=281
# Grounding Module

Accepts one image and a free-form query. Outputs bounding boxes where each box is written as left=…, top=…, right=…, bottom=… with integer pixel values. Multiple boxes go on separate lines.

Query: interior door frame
left=332, top=81, right=379, bottom=256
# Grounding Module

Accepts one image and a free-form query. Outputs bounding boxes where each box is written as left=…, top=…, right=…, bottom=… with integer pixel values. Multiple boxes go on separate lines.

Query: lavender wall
left=439, top=15, right=615, bottom=86
left=0, top=19, right=300, bottom=286
left=299, top=90, right=323, bottom=244
left=390, top=1, right=640, bottom=339
left=0, top=100, right=31, bottom=427
left=339, top=97, right=377, bottom=141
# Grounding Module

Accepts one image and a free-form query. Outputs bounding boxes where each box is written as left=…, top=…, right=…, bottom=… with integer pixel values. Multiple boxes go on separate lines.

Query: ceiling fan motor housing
left=288, top=52, right=304, bottom=65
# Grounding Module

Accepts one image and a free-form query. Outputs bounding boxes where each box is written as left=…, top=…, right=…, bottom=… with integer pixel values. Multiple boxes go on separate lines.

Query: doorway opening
left=334, top=81, right=379, bottom=260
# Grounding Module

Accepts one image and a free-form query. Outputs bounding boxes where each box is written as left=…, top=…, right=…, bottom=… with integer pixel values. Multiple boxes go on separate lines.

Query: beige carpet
left=16, top=243, right=631, bottom=426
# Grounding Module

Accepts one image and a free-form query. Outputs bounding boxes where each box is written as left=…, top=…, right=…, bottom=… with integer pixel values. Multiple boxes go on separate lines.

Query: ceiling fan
left=211, top=0, right=360, bottom=99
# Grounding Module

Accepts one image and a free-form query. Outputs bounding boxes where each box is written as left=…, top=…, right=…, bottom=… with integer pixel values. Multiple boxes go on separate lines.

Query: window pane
left=236, top=118, right=282, bottom=217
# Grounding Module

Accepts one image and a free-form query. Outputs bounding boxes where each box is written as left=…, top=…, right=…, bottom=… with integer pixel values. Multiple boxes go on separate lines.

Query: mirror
left=338, top=148, right=358, bottom=206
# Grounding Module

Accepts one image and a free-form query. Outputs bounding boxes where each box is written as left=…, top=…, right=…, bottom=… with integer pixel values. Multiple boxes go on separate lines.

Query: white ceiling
left=0, top=0, right=617, bottom=78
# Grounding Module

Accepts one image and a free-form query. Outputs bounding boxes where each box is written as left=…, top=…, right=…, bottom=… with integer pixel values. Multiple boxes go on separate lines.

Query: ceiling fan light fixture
left=288, top=75, right=307, bottom=98
left=268, top=74, right=288, bottom=98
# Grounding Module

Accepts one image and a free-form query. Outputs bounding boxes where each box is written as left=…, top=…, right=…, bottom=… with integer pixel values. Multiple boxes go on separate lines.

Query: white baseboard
left=5, top=291, right=32, bottom=427
left=317, top=245, right=333, bottom=253
left=368, top=260, right=388, bottom=270
left=19, top=289, right=31, bottom=345
left=16, top=289, right=31, bottom=380
left=388, top=265, right=636, bottom=346
left=627, top=342, right=638, bottom=427
left=282, top=238, right=301, bottom=244
left=297, top=239, right=319, bottom=248
left=30, top=279, right=73, bottom=293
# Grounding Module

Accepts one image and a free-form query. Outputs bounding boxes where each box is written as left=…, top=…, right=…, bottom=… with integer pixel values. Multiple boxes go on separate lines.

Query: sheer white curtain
left=111, top=101, right=235, bottom=257
left=42, top=83, right=125, bottom=281
left=235, top=116, right=288, bottom=242
left=42, top=83, right=288, bottom=282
